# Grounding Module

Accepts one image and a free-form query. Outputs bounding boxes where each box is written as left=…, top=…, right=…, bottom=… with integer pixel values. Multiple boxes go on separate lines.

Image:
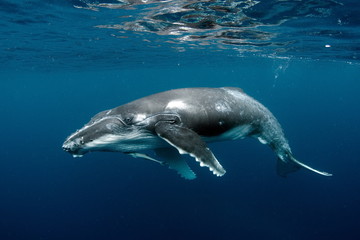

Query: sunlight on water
left=0, top=0, right=359, bottom=71
left=75, top=0, right=354, bottom=58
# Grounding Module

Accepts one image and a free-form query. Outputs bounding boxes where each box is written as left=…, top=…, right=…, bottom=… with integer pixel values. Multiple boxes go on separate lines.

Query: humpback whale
left=62, top=87, right=332, bottom=179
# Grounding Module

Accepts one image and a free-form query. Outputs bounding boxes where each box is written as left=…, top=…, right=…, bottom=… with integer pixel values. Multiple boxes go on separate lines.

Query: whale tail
left=276, top=157, right=300, bottom=177
left=277, top=151, right=332, bottom=177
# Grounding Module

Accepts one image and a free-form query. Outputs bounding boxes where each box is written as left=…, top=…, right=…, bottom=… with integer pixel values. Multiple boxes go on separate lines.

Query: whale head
left=62, top=114, right=132, bottom=157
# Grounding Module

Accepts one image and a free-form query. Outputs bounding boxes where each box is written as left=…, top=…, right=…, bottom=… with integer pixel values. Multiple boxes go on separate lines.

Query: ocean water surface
left=1, top=0, right=360, bottom=239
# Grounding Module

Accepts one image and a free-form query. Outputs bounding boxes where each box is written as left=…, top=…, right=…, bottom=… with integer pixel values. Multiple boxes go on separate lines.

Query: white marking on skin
left=166, top=100, right=188, bottom=110
left=223, top=88, right=248, bottom=101
left=66, top=116, right=116, bottom=141
left=258, top=137, right=268, bottom=144
left=84, top=130, right=165, bottom=153
left=134, top=113, right=146, bottom=122
left=215, top=102, right=231, bottom=113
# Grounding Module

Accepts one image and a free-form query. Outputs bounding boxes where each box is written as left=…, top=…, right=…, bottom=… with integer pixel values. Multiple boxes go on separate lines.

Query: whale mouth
left=62, top=137, right=85, bottom=155
left=62, top=142, right=86, bottom=157
left=62, top=141, right=78, bottom=153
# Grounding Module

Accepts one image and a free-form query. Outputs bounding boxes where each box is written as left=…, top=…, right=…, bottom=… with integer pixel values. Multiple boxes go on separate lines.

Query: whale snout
left=62, top=137, right=85, bottom=157
left=62, top=116, right=126, bottom=156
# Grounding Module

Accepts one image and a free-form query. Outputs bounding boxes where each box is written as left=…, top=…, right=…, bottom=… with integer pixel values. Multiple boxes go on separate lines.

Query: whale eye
left=123, top=116, right=133, bottom=124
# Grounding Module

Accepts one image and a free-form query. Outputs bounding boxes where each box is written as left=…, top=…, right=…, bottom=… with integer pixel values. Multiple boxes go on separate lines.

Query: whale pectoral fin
left=155, top=148, right=196, bottom=180
left=289, top=154, right=333, bottom=177
left=155, top=122, right=226, bottom=177
left=276, top=157, right=301, bottom=177
left=277, top=152, right=333, bottom=177
left=126, top=152, right=165, bottom=165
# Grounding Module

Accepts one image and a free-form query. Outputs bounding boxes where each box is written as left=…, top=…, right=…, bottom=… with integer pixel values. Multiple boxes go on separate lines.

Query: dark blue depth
left=1, top=61, right=360, bottom=240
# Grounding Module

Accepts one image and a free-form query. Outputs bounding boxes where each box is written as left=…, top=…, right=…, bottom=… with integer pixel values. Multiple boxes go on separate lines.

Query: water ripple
left=83, top=0, right=342, bottom=51
left=0, top=0, right=358, bottom=71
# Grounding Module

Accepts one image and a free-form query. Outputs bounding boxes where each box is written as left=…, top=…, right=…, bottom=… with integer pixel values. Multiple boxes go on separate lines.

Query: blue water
left=1, top=1, right=360, bottom=239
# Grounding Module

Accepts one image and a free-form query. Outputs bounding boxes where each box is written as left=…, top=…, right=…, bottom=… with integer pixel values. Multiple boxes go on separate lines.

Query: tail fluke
left=276, top=157, right=301, bottom=177
left=276, top=151, right=332, bottom=177
left=290, top=155, right=333, bottom=177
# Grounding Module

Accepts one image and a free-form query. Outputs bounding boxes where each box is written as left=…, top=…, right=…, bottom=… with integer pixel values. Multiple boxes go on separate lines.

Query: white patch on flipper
left=166, top=100, right=188, bottom=110
left=159, top=138, right=225, bottom=177
left=160, top=137, right=188, bottom=155
left=193, top=155, right=224, bottom=177
left=178, top=149, right=187, bottom=155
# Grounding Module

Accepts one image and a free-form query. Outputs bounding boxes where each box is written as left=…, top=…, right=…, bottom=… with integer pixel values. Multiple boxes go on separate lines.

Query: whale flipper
left=276, top=151, right=333, bottom=177
left=289, top=155, right=333, bottom=177
left=126, top=152, right=165, bottom=165
left=155, top=122, right=226, bottom=177
left=156, top=148, right=196, bottom=180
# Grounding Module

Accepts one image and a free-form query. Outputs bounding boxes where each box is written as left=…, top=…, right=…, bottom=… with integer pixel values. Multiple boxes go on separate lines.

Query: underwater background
left=1, top=0, right=360, bottom=239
